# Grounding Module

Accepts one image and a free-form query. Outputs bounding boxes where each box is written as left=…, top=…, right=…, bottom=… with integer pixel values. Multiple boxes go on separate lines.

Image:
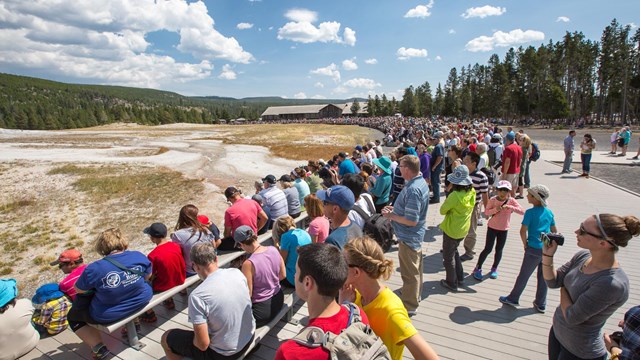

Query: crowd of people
left=1, top=117, right=639, bottom=360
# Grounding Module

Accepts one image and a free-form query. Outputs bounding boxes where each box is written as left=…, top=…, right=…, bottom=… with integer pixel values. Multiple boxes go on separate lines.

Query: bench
left=92, top=213, right=309, bottom=350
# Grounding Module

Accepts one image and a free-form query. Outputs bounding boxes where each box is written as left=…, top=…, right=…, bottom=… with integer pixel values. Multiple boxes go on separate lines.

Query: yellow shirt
left=355, top=287, right=417, bottom=360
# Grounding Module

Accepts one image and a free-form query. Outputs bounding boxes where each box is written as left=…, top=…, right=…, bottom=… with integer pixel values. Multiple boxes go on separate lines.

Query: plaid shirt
left=32, top=296, right=71, bottom=335
left=621, top=305, right=640, bottom=360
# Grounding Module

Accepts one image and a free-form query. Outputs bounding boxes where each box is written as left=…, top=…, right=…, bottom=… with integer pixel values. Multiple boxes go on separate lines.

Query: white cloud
left=314, top=82, right=324, bottom=88
left=218, top=64, right=236, bottom=80
left=630, top=22, right=638, bottom=29
left=465, top=29, right=545, bottom=52
left=435, top=55, right=442, bottom=61
left=396, top=47, right=428, bottom=60
left=343, top=78, right=381, bottom=89
left=277, top=8, right=356, bottom=46
left=365, top=58, right=378, bottom=65
left=404, top=1, right=435, bottom=18
left=237, top=22, right=254, bottom=30
left=461, top=6, right=506, bottom=19
left=311, top=94, right=326, bottom=99
left=342, top=58, right=358, bottom=71
left=310, top=63, right=341, bottom=82
left=449, top=29, right=456, bottom=34
left=293, top=92, right=307, bottom=99
left=556, top=16, right=570, bottom=23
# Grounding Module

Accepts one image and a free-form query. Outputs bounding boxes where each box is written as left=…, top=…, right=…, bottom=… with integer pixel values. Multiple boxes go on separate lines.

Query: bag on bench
left=351, top=196, right=394, bottom=252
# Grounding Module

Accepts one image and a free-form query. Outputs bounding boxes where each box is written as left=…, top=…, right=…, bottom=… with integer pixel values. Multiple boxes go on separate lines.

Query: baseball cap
left=143, top=223, right=168, bottom=238
left=355, top=145, right=363, bottom=151
left=316, top=185, right=355, bottom=211
left=262, top=175, right=277, bottom=184
left=224, top=186, right=240, bottom=199
left=279, top=174, right=293, bottom=182
left=233, top=225, right=255, bottom=244
left=50, top=249, right=83, bottom=266
left=506, top=131, right=516, bottom=141
left=496, top=180, right=512, bottom=191
left=197, top=215, right=210, bottom=225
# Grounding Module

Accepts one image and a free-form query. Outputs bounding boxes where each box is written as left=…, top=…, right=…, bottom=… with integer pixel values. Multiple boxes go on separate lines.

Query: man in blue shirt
left=317, top=185, right=362, bottom=250
left=337, top=152, right=357, bottom=178
left=382, top=155, right=429, bottom=316
left=562, top=130, right=576, bottom=173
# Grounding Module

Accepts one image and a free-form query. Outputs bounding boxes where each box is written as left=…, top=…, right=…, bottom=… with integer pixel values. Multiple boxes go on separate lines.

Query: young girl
left=473, top=180, right=524, bottom=280
left=171, top=204, right=217, bottom=277
left=340, top=237, right=439, bottom=360
left=579, top=133, right=596, bottom=178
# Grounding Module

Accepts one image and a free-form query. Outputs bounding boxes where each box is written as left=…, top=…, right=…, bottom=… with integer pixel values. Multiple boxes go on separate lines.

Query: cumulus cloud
left=449, top=29, right=456, bottom=34
left=293, top=92, right=307, bottom=99
left=556, top=16, right=570, bottom=22
left=435, top=55, right=442, bottom=61
left=465, top=29, right=545, bottom=52
left=404, top=1, right=435, bottom=18
left=342, top=58, right=358, bottom=71
left=461, top=6, right=506, bottom=19
left=237, top=22, right=254, bottom=30
left=0, top=0, right=252, bottom=88
left=314, top=82, right=324, bottom=88
left=310, top=63, right=341, bottom=83
left=365, top=58, right=378, bottom=65
left=343, top=78, right=381, bottom=89
left=218, top=64, right=237, bottom=80
left=277, top=8, right=356, bottom=46
left=397, top=47, right=428, bottom=60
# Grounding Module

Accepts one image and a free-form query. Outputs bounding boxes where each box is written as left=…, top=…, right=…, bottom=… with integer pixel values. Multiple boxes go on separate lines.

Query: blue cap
left=0, top=279, right=17, bottom=308
left=506, top=131, right=516, bottom=141
left=355, top=145, right=363, bottom=151
left=316, top=185, right=355, bottom=211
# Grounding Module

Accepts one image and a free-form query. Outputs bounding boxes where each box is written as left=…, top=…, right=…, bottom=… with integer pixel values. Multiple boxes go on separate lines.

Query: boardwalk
left=25, top=157, right=639, bottom=360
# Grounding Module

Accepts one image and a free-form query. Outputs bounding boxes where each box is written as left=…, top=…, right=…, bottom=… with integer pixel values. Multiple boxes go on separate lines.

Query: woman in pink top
left=304, top=194, right=330, bottom=243
left=473, top=180, right=524, bottom=280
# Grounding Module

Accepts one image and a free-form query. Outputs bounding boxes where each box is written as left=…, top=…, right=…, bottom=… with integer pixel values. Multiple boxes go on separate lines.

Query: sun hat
left=0, top=279, right=17, bottom=308
left=316, top=185, right=355, bottom=211
left=233, top=225, right=255, bottom=244
left=50, top=249, right=83, bottom=266
left=372, top=156, right=393, bottom=174
left=32, top=283, right=64, bottom=305
left=528, top=184, right=550, bottom=207
left=496, top=180, right=512, bottom=191
left=447, top=165, right=472, bottom=186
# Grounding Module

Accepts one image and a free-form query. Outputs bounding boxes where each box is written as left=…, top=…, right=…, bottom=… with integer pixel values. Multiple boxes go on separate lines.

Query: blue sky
left=0, top=0, right=637, bottom=100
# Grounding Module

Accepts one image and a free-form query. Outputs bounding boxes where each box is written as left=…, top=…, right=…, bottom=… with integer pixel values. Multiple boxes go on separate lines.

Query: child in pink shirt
left=473, top=180, right=524, bottom=280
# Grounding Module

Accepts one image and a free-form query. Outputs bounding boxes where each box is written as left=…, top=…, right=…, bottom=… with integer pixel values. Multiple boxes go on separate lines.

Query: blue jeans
left=506, top=246, right=547, bottom=307
left=581, top=153, right=592, bottom=173
left=430, top=167, right=442, bottom=202
left=548, top=327, right=607, bottom=360
left=562, top=151, right=573, bottom=172
left=524, top=160, right=532, bottom=187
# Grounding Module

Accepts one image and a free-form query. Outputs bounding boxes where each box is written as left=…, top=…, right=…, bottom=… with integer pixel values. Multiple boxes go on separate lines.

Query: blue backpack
left=530, top=143, right=541, bottom=162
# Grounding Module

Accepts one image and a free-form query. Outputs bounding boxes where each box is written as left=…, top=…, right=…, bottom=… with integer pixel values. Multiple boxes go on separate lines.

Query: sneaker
left=477, top=218, right=484, bottom=226
left=460, top=254, right=474, bottom=261
left=473, top=268, right=483, bottom=281
left=440, top=279, right=458, bottom=292
left=92, top=345, right=112, bottom=360
left=489, top=268, right=498, bottom=279
left=632, top=156, right=639, bottom=160
left=533, top=301, right=546, bottom=314
left=499, top=296, right=519, bottom=307
left=407, top=309, right=418, bottom=317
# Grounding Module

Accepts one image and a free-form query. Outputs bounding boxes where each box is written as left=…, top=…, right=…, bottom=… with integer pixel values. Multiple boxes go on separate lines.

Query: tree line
left=368, top=19, right=640, bottom=125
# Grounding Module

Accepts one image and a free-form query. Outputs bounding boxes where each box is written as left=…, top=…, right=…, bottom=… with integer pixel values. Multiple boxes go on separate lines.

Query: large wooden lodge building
left=261, top=102, right=367, bottom=121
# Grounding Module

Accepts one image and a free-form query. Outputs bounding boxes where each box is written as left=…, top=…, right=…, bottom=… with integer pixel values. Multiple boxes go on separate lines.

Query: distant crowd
left=2, top=117, right=640, bottom=360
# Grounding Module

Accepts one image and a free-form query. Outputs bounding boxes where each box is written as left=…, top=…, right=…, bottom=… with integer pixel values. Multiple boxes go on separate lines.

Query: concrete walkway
left=543, top=149, right=640, bottom=165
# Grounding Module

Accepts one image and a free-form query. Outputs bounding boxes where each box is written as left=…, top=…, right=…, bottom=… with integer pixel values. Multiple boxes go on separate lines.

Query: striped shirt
left=469, top=169, right=488, bottom=203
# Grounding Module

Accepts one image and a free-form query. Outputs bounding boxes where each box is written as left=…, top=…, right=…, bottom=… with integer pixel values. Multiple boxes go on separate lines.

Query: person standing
left=337, top=152, right=358, bottom=178
left=618, top=126, right=631, bottom=157
left=579, top=134, right=597, bottom=178
left=500, top=132, right=523, bottom=196
left=382, top=155, right=429, bottom=316
left=562, top=130, right=576, bottom=173
left=430, top=132, right=445, bottom=204
left=461, top=153, right=489, bottom=262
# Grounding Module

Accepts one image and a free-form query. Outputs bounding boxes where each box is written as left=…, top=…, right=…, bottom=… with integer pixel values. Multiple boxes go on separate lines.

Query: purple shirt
left=419, top=152, right=431, bottom=180
left=247, top=246, right=282, bottom=303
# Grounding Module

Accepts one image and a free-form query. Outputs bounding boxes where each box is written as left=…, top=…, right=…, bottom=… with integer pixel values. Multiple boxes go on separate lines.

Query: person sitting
left=341, top=173, right=374, bottom=230
left=293, top=167, right=311, bottom=205
left=31, top=283, right=72, bottom=336
left=68, top=228, right=153, bottom=360
left=161, top=242, right=255, bottom=360
left=50, top=248, right=87, bottom=301
left=272, top=215, right=312, bottom=288
left=172, top=204, right=217, bottom=276
left=234, top=226, right=286, bottom=327
left=279, top=175, right=302, bottom=218
left=223, top=186, right=268, bottom=245
left=0, top=279, right=39, bottom=359
left=317, top=185, right=362, bottom=250
left=304, top=194, right=330, bottom=243
left=259, top=175, right=288, bottom=227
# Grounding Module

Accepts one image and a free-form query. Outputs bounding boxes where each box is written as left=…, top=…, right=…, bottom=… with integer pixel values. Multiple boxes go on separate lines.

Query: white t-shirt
left=0, top=299, right=39, bottom=360
left=348, top=193, right=375, bottom=229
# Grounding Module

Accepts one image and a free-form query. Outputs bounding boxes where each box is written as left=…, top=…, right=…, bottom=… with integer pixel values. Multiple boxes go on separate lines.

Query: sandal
left=120, top=321, right=142, bottom=337
left=139, top=310, right=157, bottom=323
left=163, top=298, right=175, bottom=310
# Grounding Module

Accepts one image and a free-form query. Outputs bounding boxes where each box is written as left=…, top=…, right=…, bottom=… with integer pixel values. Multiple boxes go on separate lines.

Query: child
left=473, top=180, right=524, bottom=280
left=31, top=283, right=72, bottom=336
left=143, top=222, right=186, bottom=322
left=499, top=184, right=557, bottom=313
left=439, top=165, right=476, bottom=291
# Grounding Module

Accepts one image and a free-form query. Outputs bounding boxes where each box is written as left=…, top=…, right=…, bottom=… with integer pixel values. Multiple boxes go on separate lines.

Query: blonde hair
left=272, top=215, right=296, bottom=243
left=519, top=134, right=532, bottom=148
left=304, top=194, right=324, bottom=219
left=95, top=228, right=128, bottom=256
left=344, top=237, right=394, bottom=280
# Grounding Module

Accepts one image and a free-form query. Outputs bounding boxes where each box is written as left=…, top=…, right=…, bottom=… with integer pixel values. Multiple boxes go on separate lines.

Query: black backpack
left=480, top=167, right=495, bottom=185
left=351, top=196, right=394, bottom=252
left=487, top=146, right=497, bottom=167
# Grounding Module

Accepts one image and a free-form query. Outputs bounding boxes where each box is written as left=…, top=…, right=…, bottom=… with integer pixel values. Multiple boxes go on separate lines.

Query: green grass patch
left=47, top=164, right=117, bottom=176
left=0, top=198, right=35, bottom=213
left=0, top=267, right=12, bottom=275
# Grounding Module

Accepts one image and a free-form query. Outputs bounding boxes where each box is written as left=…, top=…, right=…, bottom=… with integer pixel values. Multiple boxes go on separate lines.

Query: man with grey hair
left=475, top=143, right=490, bottom=170
left=162, top=242, right=255, bottom=360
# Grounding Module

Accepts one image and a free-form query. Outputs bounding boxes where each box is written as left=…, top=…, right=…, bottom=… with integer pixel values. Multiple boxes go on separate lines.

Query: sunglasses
left=579, top=222, right=618, bottom=250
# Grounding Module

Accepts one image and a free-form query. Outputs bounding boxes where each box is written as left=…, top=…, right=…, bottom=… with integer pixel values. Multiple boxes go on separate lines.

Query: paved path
left=26, top=159, right=639, bottom=360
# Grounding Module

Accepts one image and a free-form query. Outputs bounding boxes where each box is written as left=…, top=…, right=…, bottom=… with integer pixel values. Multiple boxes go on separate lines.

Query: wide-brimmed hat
left=0, top=279, right=17, bottom=308
left=528, top=184, right=550, bottom=207
left=372, top=156, right=392, bottom=174
left=447, top=165, right=472, bottom=186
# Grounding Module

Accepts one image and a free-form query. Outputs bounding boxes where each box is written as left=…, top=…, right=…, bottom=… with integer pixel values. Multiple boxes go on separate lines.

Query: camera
left=610, top=331, right=623, bottom=344
left=541, top=233, right=565, bottom=246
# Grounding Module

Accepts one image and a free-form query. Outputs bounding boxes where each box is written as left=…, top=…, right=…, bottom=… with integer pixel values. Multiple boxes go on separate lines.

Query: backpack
left=480, top=167, right=495, bottom=185
left=530, top=143, right=541, bottom=162
left=351, top=196, right=395, bottom=252
left=292, top=303, right=391, bottom=360
left=487, top=146, right=497, bottom=167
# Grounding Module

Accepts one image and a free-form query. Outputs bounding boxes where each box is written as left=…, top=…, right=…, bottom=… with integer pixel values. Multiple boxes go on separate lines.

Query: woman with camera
left=542, top=214, right=640, bottom=360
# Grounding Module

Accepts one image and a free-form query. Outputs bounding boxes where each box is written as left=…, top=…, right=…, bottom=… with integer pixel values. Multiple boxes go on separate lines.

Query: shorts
left=166, top=329, right=252, bottom=360
left=504, top=174, right=518, bottom=190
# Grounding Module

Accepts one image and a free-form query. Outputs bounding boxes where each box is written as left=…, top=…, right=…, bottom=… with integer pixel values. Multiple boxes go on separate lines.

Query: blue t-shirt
left=325, top=222, right=363, bottom=250
left=339, top=159, right=357, bottom=176
left=75, top=251, right=153, bottom=323
left=522, top=206, right=556, bottom=249
left=280, top=229, right=312, bottom=285
left=431, top=144, right=445, bottom=170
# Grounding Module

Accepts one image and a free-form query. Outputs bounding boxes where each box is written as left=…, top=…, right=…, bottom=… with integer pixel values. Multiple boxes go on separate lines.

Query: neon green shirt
left=439, top=189, right=476, bottom=239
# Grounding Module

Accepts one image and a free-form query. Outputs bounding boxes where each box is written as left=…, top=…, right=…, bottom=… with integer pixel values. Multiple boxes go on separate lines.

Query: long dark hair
left=175, top=204, right=207, bottom=233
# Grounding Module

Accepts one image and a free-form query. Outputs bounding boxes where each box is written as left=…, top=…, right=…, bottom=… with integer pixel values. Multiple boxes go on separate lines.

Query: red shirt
left=59, top=264, right=87, bottom=301
left=502, top=143, right=523, bottom=174
left=148, top=242, right=186, bottom=292
left=224, top=198, right=263, bottom=235
left=275, top=305, right=369, bottom=360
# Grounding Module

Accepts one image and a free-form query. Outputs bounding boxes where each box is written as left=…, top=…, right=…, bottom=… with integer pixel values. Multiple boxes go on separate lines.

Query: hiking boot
left=533, top=301, right=546, bottom=314
left=489, top=268, right=499, bottom=279
left=460, top=254, right=474, bottom=261
left=440, top=279, right=458, bottom=292
left=499, top=296, right=519, bottom=307
left=473, top=268, right=483, bottom=281
left=92, top=344, right=113, bottom=360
